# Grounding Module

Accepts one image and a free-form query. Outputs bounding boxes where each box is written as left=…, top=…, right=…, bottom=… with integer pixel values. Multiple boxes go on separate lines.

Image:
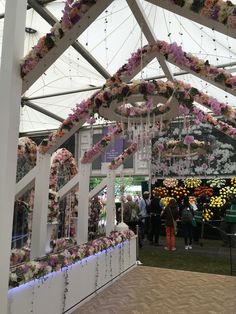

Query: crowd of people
left=122, top=191, right=235, bottom=251
left=88, top=190, right=235, bottom=250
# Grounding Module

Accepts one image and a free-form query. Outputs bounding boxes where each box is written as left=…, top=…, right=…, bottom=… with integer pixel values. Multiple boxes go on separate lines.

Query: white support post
left=31, top=153, right=51, bottom=259
left=106, top=169, right=116, bottom=236
left=0, top=1, right=27, bottom=313
left=77, top=161, right=91, bottom=245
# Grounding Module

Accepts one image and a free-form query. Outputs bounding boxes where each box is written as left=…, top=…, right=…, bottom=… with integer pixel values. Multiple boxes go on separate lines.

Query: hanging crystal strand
left=140, top=116, right=144, bottom=160
left=140, top=23, right=143, bottom=80
left=160, top=115, right=163, bottom=134
left=121, top=118, right=125, bottom=138
left=90, top=120, right=94, bottom=138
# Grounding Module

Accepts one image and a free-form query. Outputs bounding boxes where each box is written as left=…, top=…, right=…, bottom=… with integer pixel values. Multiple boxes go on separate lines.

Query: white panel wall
left=8, top=238, right=136, bottom=314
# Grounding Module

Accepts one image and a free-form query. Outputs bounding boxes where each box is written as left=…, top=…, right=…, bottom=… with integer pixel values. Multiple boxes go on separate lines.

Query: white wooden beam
left=58, top=173, right=79, bottom=200
left=15, top=166, right=37, bottom=199
left=0, top=1, right=27, bottom=313
left=89, top=178, right=108, bottom=199
left=76, top=161, right=91, bottom=245
left=106, top=169, right=116, bottom=236
left=22, top=0, right=112, bottom=93
left=31, top=153, right=51, bottom=259
left=28, top=0, right=111, bottom=80
left=127, top=0, right=174, bottom=81
left=146, top=0, right=236, bottom=39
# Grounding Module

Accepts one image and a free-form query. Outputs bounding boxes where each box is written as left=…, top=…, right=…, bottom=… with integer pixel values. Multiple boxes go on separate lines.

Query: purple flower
left=184, top=135, right=194, bottom=145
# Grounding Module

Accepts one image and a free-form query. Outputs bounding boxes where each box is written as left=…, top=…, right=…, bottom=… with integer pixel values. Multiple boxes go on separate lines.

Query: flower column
left=0, top=1, right=27, bottom=313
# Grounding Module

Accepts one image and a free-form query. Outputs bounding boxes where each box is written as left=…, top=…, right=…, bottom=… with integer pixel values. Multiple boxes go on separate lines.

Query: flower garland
left=50, top=148, right=78, bottom=190
left=80, top=123, right=123, bottom=164
left=194, top=186, right=213, bottom=197
left=219, top=186, right=236, bottom=199
left=108, top=143, right=137, bottom=170
left=17, top=137, right=37, bottom=182
left=184, top=178, right=202, bottom=188
left=171, top=186, right=189, bottom=199
left=21, top=0, right=98, bottom=77
left=207, top=178, right=226, bottom=188
left=9, top=230, right=135, bottom=288
left=163, top=178, right=178, bottom=188
left=10, top=247, right=30, bottom=266
left=152, top=187, right=169, bottom=198
left=164, top=0, right=236, bottom=29
left=209, top=196, right=226, bottom=208
left=51, top=237, right=77, bottom=253
left=116, top=40, right=236, bottom=90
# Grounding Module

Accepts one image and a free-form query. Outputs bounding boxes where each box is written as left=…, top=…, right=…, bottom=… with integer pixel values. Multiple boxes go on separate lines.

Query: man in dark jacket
left=149, top=194, right=162, bottom=245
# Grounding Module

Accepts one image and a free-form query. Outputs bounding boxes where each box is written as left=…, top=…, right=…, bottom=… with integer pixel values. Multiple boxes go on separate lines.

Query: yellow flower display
left=230, top=178, right=236, bottom=187
left=184, top=177, right=202, bottom=188
left=161, top=197, right=174, bottom=207
left=209, top=196, right=226, bottom=208
left=163, top=178, right=178, bottom=188
left=152, top=187, right=168, bottom=198
left=219, top=186, right=236, bottom=199
left=171, top=186, right=189, bottom=199
left=202, top=208, right=214, bottom=222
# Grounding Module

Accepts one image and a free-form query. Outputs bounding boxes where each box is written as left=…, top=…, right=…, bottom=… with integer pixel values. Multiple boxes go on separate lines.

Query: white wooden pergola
left=0, top=1, right=235, bottom=313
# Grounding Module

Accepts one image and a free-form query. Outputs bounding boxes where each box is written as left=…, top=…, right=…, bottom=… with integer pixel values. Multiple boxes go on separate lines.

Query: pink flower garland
left=165, top=0, right=236, bottom=29
left=80, top=123, right=123, bottom=164
left=9, top=230, right=135, bottom=288
left=117, top=40, right=236, bottom=90
left=109, top=143, right=137, bottom=170
left=21, top=0, right=98, bottom=77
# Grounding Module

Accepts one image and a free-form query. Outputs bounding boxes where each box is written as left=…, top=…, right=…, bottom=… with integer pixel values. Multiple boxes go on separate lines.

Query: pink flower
left=184, top=135, right=194, bottom=145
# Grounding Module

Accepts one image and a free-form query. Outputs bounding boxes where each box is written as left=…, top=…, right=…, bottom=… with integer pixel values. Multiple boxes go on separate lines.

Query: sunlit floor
left=73, top=266, right=236, bottom=314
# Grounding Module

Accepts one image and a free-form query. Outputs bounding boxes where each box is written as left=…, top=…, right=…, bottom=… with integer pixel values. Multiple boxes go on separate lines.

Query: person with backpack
left=181, top=196, right=194, bottom=250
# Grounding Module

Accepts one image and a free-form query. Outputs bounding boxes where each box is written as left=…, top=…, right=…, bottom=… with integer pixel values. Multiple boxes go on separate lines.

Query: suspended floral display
left=231, top=177, right=236, bottom=187
left=163, top=178, right=178, bottom=188
left=194, top=186, right=214, bottom=197
left=209, top=196, right=226, bottom=208
left=171, top=186, right=189, bottom=199
left=219, top=186, right=236, bottom=199
left=207, top=178, right=226, bottom=188
left=154, top=139, right=211, bottom=158
left=184, top=177, right=202, bottom=188
left=152, top=187, right=169, bottom=198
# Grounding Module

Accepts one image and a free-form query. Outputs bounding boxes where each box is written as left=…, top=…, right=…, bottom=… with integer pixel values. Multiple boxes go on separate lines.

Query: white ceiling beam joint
left=127, top=0, right=174, bottom=81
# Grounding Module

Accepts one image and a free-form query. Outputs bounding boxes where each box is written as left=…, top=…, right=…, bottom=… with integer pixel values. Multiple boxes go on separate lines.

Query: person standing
left=139, top=191, right=151, bottom=241
left=149, top=194, right=162, bottom=245
left=181, top=196, right=194, bottom=250
left=161, top=199, right=179, bottom=251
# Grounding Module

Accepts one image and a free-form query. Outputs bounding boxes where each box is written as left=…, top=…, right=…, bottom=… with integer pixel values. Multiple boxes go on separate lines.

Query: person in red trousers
left=161, top=199, right=179, bottom=251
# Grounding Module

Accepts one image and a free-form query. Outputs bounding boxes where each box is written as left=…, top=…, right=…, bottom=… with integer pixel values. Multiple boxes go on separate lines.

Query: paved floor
left=73, top=266, right=236, bottom=314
